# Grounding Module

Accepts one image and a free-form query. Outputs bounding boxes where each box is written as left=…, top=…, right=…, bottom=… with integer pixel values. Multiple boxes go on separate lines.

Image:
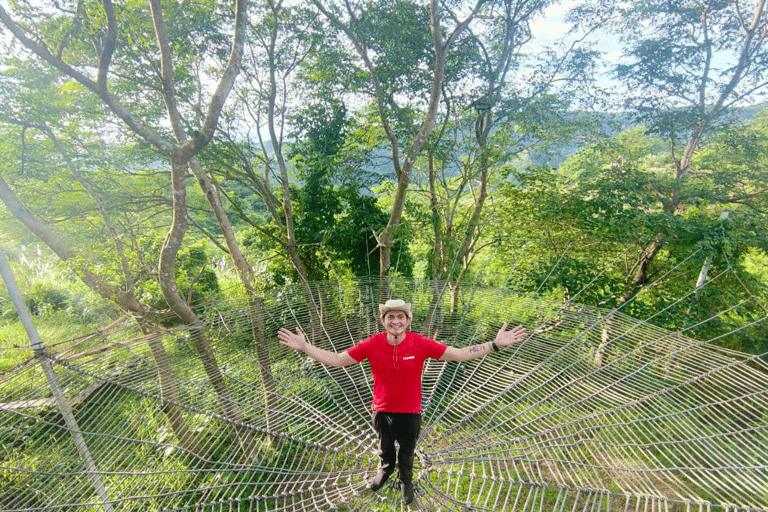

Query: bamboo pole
left=0, top=247, right=114, bottom=512
left=694, top=210, right=730, bottom=297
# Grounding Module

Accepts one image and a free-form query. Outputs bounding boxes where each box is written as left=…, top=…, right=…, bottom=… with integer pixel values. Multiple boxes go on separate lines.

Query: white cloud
left=530, top=2, right=571, bottom=46
left=603, top=50, right=624, bottom=62
left=531, top=19, right=570, bottom=45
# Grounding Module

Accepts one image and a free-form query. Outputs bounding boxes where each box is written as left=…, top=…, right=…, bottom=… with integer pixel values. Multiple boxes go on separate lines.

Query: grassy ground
left=0, top=312, right=103, bottom=371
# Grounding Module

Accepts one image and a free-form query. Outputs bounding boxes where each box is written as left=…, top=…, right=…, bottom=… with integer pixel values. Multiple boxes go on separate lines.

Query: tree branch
left=0, top=4, right=175, bottom=156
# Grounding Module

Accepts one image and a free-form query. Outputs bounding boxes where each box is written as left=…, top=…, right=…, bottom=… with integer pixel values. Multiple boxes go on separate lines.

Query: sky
left=525, top=0, right=634, bottom=100
left=531, top=1, right=624, bottom=61
left=531, top=2, right=574, bottom=46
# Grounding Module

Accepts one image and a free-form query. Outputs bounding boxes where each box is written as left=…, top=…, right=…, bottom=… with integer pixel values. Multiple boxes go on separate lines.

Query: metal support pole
left=0, top=247, right=114, bottom=512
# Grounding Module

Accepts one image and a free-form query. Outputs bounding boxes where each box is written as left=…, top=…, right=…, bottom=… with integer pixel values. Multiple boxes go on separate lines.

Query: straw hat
left=379, top=299, right=412, bottom=319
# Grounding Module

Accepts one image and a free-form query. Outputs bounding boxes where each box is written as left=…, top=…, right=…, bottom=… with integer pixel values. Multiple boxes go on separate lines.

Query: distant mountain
left=527, top=102, right=768, bottom=169
left=736, top=101, right=768, bottom=121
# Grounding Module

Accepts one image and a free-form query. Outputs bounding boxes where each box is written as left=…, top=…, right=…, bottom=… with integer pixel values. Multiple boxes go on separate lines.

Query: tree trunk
left=313, top=0, right=448, bottom=295
left=425, top=280, right=444, bottom=339
left=248, top=295, right=281, bottom=435
left=146, top=328, right=208, bottom=459
left=189, top=159, right=282, bottom=435
left=1, top=0, right=252, bottom=455
left=632, top=239, right=662, bottom=288
left=0, top=174, right=206, bottom=456
left=258, top=1, right=324, bottom=343
left=449, top=281, right=460, bottom=316
left=159, top=159, right=253, bottom=453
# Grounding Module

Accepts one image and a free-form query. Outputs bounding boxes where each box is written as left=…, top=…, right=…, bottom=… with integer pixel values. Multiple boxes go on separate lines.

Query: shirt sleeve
left=347, top=335, right=373, bottom=362
left=419, top=333, right=448, bottom=360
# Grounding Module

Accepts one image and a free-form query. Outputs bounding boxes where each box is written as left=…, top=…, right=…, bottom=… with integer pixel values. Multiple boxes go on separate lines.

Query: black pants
left=372, top=411, right=422, bottom=484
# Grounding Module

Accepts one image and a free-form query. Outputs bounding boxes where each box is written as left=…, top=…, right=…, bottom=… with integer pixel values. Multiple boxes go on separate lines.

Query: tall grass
left=0, top=256, right=119, bottom=371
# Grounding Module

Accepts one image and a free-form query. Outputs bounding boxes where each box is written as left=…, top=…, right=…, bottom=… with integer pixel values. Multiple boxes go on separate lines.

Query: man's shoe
left=401, top=482, right=414, bottom=505
left=370, top=470, right=390, bottom=492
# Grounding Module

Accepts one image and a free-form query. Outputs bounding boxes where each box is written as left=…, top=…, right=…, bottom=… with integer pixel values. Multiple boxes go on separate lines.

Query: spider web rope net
left=1, top=268, right=767, bottom=511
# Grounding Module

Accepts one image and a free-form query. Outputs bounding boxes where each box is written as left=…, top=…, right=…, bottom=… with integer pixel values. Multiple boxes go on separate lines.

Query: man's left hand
left=494, top=323, right=528, bottom=348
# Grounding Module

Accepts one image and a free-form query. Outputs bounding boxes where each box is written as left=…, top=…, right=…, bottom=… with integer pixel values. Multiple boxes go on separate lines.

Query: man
left=277, top=299, right=528, bottom=505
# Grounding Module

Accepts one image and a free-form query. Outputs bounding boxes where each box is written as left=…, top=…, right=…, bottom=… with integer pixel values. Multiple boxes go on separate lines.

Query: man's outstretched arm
left=439, top=323, right=527, bottom=362
left=278, top=327, right=357, bottom=367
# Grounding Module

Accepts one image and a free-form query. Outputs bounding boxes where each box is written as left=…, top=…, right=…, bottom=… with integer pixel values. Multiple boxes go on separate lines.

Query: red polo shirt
left=347, top=331, right=447, bottom=413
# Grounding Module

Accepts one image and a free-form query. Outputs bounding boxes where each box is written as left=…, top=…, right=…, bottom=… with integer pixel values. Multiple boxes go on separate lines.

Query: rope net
left=1, top=276, right=767, bottom=511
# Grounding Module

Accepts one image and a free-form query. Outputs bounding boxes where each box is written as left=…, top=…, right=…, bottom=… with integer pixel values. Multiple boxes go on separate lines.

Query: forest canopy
left=0, top=0, right=766, bottom=356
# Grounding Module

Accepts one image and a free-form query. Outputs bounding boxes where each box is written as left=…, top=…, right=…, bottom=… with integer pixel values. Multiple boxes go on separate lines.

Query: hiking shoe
left=370, top=470, right=390, bottom=492
left=401, top=481, right=414, bottom=504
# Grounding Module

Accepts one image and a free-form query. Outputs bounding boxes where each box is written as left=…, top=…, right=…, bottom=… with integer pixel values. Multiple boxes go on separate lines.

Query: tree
left=201, top=1, right=335, bottom=346
left=578, top=0, right=768, bottom=288
left=389, top=0, right=597, bottom=331
left=0, top=0, right=260, bottom=452
left=289, top=101, right=396, bottom=280
left=494, top=119, right=768, bottom=352
left=310, top=0, right=485, bottom=299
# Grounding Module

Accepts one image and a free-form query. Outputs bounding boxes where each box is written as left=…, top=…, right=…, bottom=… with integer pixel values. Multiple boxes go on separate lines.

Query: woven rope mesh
left=1, top=276, right=767, bottom=511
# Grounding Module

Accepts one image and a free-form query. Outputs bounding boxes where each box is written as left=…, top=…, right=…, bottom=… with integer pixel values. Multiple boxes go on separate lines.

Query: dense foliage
left=0, top=0, right=766, bottom=357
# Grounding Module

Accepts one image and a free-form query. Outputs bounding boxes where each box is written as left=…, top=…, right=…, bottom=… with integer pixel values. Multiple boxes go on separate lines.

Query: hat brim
left=379, top=302, right=412, bottom=318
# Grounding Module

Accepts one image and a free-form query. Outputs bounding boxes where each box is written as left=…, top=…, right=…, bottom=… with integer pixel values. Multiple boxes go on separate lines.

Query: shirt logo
left=403, top=356, right=415, bottom=360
